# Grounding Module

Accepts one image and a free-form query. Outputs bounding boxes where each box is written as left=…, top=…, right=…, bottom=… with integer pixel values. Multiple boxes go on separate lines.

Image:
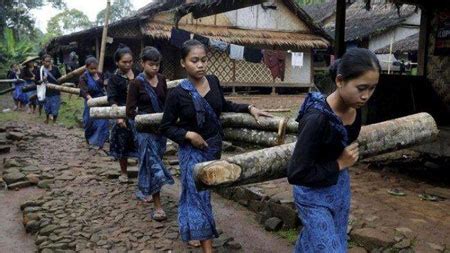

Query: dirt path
left=0, top=188, right=44, bottom=253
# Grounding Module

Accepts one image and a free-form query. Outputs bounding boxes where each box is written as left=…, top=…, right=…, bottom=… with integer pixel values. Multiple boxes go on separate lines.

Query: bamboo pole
left=98, top=0, right=111, bottom=73
left=193, top=113, right=439, bottom=189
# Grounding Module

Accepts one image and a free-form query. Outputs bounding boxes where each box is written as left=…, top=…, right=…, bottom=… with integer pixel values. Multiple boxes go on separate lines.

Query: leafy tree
left=0, top=28, right=36, bottom=77
left=46, top=8, right=92, bottom=36
left=0, top=0, right=66, bottom=39
left=95, top=0, right=135, bottom=26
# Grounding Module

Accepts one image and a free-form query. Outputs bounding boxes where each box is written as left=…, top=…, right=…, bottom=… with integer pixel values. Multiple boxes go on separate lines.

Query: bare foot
left=188, top=241, right=201, bottom=247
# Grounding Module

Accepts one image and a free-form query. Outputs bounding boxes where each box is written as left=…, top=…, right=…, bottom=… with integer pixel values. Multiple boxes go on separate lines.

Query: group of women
left=9, top=54, right=63, bottom=124
left=61, top=38, right=381, bottom=253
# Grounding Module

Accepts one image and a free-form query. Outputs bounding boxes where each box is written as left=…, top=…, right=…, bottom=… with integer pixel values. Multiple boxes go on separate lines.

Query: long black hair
left=330, top=48, right=381, bottom=83
left=114, top=43, right=133, bottom=63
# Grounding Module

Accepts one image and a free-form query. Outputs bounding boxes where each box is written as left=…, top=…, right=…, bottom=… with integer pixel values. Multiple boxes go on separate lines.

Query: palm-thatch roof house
left=46, top=0, right=331, bottom=90
left=303, top=0, right=420, bottom=52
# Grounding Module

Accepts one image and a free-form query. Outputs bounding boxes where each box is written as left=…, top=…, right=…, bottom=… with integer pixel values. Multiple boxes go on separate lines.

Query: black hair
left=85, top=56, right=98, bottom=66
left=114, top=43, right=133, bottom=62
left=329, top=48, right=381, bottom=83
left=181, top=39, right=207, bottom=60
left=42, top=54, right=52, bottom=61
left=141, top=46, right=162, bottom=63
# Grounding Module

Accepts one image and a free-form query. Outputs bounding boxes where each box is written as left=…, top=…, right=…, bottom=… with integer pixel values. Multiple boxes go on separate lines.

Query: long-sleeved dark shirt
left=79, top=72, right=105, bottom=99
left=37, top=67, right=62, bottom=96
left=126, top=73, right=167, bottom=120
left=107, top=70, right=138, bottom=106
left=160, top=75, right=249, bottom=144
left=287, top=107, right=361, bottom=188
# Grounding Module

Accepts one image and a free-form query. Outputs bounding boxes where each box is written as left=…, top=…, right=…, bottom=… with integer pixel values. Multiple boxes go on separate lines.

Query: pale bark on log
left=223, top=128, right=296, bottom=146
left=221, top=113, right=298, bottom=133
left=46, top=83, right=80, bottom=95
left=86, top=79, right=184, bottom=107
left=57, top=66, right=86, bottom=84
left=193, top=113, right=439, bottom=189
left=90, top=106, right=126, bottom=119
left=135, top=113, right=163, bottom=132
left=87, top=96, right=109, bottom=107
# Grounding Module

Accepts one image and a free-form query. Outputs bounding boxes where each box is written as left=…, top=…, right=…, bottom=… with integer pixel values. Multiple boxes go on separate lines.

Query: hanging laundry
left=244, top=47, right=263, bottom=63
left=209, top=39, right=229, bottom=52
left=193, top=34, right=210, bottom=47
left=169, top=28, right=191, bottom=49
left=291, top=52, right=304, bottom=67
left=263, top=50, right=287, bottom=81
left=229, top=44, right=245, bottom=60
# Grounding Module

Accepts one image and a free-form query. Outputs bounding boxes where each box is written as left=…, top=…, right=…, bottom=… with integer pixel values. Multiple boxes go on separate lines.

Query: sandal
left=418, top=193, right=438, bottom=202
left=135, top=191, right=153, bottom=203
left=187, top=240, right=201, bottom=248
left=152, top=209, right=167, bottom=221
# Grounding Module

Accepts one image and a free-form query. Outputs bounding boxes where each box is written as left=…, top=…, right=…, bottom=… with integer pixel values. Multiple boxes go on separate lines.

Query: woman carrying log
left=287, top=48, right=380, bottom=253
left=79, top=56, right=110, bottom=153
left=38, top=54, right=62, bottom=124
left=160, top=39, right=270, bottom=252
left=126, top=47, right=174, bottom=220
left=107, top=44, right=138, bottom=183
left=7, top=63, right=25, bottom=111
left=20, top=56, right=39, bottom=114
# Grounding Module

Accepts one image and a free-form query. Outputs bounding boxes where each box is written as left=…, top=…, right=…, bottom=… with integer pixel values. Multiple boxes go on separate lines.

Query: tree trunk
left=46, top=83, right=80, bottom=95
left=221, top=113, right=298, bottom=133
left=87, top=96, right=109, bottom=107
left=57, top=66, right=86, bottom=84
left=193, top=113, right=439, bottom=189
left=223, top=128, right=296, bottom=146
left=90, top=106, right=126, bottom=119
left=135, top=113, right=163, bottom=132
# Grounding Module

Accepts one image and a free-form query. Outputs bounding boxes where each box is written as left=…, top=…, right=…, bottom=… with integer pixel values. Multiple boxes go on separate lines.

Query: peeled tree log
left=135, top=113, right=163, bottom=132
left=46, top=83, right=80, bottom=95
left=223, top=128, right=297, bottom=146
left=57, top=66, right=86, bottom=83
left=87, top=96, right=109, bottom=107
left=193, top=113, right=439, bottom=189
left=86, top=79, right=184, bottom=107
left=221, top=113, right=298, bottom=134
left=90, top=106, right=126, bottom=119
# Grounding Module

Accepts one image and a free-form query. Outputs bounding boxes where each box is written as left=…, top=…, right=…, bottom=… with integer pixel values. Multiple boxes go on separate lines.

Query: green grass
left=275, top=228, right=299, bottom=244
left=0, top=110, right=21, bottom=123
left=57, top=94, right=84, bottom=128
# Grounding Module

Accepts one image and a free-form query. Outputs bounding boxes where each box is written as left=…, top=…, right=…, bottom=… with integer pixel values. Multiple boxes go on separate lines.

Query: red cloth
left=263, top=50, right=287, bottom=81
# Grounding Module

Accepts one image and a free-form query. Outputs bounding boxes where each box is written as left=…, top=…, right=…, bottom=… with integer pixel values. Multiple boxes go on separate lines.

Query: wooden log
left=0, top=79, right=23, bottom=83
left=193, top=113, right=439, bottom=189
left=223, top=128, right=296, bottom=146
left=46, top=83, right=80, bottom=95
left=90, top=106, right=126, bottom=119
left=87, top=96, right=109, bottom=107
left=135, top=113, right=163, bottom=132
left=57, top=66, right=86, bottom=84
left=0, top=87, right=14, bottom=95
left=86, top=79, right=184, bottom=107
left=221, top=113, right=298, bottom=133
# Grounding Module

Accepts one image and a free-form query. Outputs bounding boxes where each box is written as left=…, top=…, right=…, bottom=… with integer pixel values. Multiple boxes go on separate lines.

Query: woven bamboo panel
left=206, top=49, right=234, bottom=82
left=162, top=56, right=177, bottom=80
left=235, top=60, right=274, bottom=83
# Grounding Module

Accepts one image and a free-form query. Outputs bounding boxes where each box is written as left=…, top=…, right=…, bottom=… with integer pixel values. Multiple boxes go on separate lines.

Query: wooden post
left=98, top=0, right=111, bottom=73
left=417, top=7, right=430, bottom=76
left=335, top=0, right=346, bottom=58
left=387, top=36, right=394, bottom=74
left=95, top=37, right=100, bottom=59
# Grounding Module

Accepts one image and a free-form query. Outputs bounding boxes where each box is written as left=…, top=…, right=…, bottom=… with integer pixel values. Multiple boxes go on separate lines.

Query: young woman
left=8, top=64, right=24, bottom=110
left=160, top=39, right=270, bottom=253
left=39, top=54, right=62, bottom=123
left=79, top=56, right=110, bottom=152
left=107, top=44, right=138, bottom=183
left=126, top=46, right=174, bottom=221
left=287, top=48, right=380, bottom=253
left=21, top=58, right=38, bottom=114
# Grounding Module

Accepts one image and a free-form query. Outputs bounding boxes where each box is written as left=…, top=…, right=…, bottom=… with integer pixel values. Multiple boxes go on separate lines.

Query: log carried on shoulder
left=57, top=66, right=86, bottom=84
left=90, top=106, right=126, bottom=119
left=22, top=82, right=77, bottom=93
left=193, top=113, right=439, bottom=189
left=87, top=79, right=184, bottom=107
left=223, top=128, right=297, bottom=146
left=46, top=83, right=80, bottom=95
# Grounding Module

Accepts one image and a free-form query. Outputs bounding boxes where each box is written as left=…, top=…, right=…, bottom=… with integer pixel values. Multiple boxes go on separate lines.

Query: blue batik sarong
left=178, top=79, right=223, bottom=241
left=293, top=92, right=350, bottom=253
left=82, top=72, right=110, bottom=148
left=44, top=95, right=61, bottom=116
left=13, top=82, right=28, bottom=104
left=135, top=73, right=174, bottom=199
left=25, top=80, right=37, bottom=105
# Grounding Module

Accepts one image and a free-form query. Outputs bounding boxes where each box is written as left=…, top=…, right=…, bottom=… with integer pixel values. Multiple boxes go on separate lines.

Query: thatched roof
left=303, top=0, right=417, bottom=42
left=374, top=32, right=419, bottom=53
left=143, top=22, right=330, bottom=49
left=47, top=0, right=331, bottom=52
